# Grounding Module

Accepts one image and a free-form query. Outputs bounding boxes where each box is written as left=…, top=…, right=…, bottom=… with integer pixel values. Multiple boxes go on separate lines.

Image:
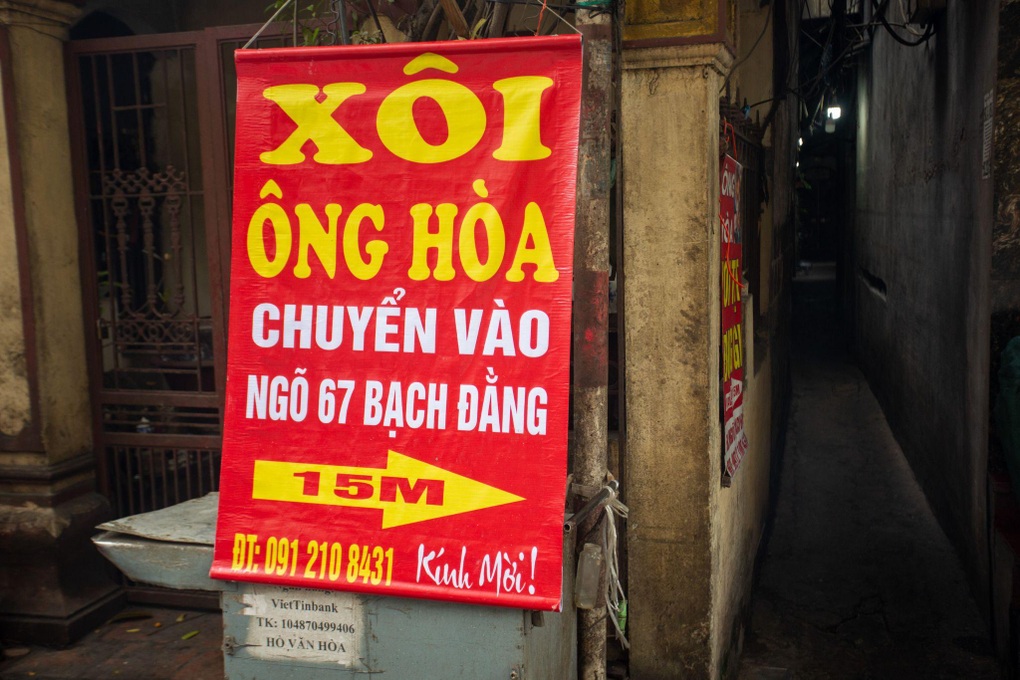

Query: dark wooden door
left=68, top=27, right=295, bottom=523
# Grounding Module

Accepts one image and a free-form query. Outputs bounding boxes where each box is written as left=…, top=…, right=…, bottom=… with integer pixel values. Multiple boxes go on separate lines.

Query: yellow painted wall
left=710, top=1, right=793, bottom=676
left=7, top=16, right=91, bottom=462
left=0, top=61, right=31, bottom=441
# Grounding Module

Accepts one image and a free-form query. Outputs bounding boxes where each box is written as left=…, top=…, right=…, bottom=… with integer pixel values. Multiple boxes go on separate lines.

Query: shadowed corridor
left=738, top=264, right=1001, bottom=680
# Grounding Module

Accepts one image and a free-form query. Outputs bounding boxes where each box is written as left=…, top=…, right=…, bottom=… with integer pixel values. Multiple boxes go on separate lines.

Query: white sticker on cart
left=238, top=585, right=364, bottom=665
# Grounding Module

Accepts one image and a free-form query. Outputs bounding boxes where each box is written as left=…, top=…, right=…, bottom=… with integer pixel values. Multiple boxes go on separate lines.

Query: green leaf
left=470, top=17, right=488, bottom=39
left=181, top=630, right=200, bottom=641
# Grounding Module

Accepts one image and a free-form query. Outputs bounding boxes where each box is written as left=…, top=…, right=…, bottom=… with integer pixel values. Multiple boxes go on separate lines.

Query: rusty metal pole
left=573, top=8, right=613, bottom=680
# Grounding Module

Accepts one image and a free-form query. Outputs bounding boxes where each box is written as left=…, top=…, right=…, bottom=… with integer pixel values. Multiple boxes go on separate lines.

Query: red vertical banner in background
left=721, top=155, right=749, bottom=478
left=210, top=36, right=582, bottom=610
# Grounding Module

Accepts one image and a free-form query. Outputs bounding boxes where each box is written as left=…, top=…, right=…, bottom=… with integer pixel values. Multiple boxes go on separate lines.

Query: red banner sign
left=721, top=155, right=748, bottom=477
left=210, top=36, right=582, bottom=611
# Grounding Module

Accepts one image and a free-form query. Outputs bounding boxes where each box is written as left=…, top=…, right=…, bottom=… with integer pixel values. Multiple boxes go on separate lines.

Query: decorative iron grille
left=71, top=41, right=222, bottom=518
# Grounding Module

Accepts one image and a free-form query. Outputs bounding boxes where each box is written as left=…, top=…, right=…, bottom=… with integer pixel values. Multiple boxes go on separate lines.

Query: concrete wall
left=10, top=23, right=92, bottom=463
left=0, top=1, right=123, bottom=644
left=0, top=54, right=30, bottom=441
left=622, top=44, right=728, bottom=677
left=854, top=1, right=996, bottom=607
left=993, top=0, right=1020, bottom=315
left=621, top=2, right=796, bottom=676
left=711, top=1, right=796, bottom=676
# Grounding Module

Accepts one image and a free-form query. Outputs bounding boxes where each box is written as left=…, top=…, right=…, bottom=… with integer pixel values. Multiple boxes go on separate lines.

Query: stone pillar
left=621, top=43, right=732, bottom=678
left=0, top=0, right=123, bottom=645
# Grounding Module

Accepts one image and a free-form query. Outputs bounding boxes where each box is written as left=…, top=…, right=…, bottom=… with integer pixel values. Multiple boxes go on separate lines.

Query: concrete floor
left=739, top=267, right=1001, bottom=679
left=0, top=607, right=222, bottom=680
left=0, top=265, right=1004, bottom=680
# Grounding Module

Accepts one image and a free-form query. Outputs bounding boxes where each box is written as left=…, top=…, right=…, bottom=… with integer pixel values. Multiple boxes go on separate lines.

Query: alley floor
left=739, top=264, right=1001, bottom=679
left=0, top=606, right=222, bottom=680
left=0, top=265, right=1006, bottom=680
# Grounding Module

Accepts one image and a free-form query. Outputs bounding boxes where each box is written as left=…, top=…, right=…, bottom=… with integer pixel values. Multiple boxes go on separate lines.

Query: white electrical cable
left=603, top=495, right=630, bottom=650
left=897, top=0, right=926, bottom=36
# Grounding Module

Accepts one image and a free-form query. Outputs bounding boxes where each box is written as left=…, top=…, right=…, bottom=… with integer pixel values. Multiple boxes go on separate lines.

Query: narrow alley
left=739, top=265, right=1001, bottom=680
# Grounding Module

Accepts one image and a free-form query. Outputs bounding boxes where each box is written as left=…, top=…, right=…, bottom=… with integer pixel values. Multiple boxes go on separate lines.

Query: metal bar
left=98, top=390, right=220, bottom=407
left=69, top=31, right=206, bottom=54
left=132, top=52, right=145, bottom=168
left=486, top=0, right=509, bottom=37
left=564, top=480, right=618, bottom=534
left=67, top=47, right=113, bottom=487
left=208, top=449, right=217, bottom=493
left=338, top=0, right=351, bottom=45
left=612, top=3, right=627, bottom=495
left=184, top=449, right=194, bottom=500
left=204, top=22, right=290, bottom=43
left=208, top=449, right=218, bottom=493
left=172, top=445, right=182, bottom=505
left=573, top=10, right=613, bottom=680
left=172, top=48, right=190, bottom=319
left=147, top=449, right=157, bottom=513
left=133, top=447, right=144, bottom=513
left=102, top=432, right=220, bottom=448
left=107, top=102, right=164, bottom=114
left=103, top=51, right=120, bottom=231
left=196, top=450, right=205, bottom=496
left=86, top=184, right=203, bottom=198
left=196, top=29, right=233, bottom=404
left=160, top=449, right=169, bottom=509
left=112, top=447, right=125, bottom=515
left=366, top=0, right=388, bottom=42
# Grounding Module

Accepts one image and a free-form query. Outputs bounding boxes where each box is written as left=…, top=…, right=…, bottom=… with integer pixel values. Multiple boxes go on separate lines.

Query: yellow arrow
left=251, top=450, right=524, bottom=529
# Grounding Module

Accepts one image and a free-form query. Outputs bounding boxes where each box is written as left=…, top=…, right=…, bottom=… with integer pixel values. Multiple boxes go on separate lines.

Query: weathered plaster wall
left=854, top=1, right=996, bottom=607
left=712, top=358, right=773, bottom=676
left=710, top=1, right=796, bottom=676
left=0, top=63, right=30, bottom=439
left=0, top=1, right=122, bottom=645
left=711, top=3, right=774, bottom=674
left=9, top=24, right=91, bottom=462
left=622, top=43, right=730, bottom=678
left=993, top=0, right=1020, bottom=314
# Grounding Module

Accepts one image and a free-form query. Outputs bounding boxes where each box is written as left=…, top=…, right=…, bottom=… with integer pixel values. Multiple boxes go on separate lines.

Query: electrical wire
left=897, top=0, right=926, bottom=36
left=534, top=0, right=549, bottom=35
left=720, top=0, right=775, bottom=94
left=243, top=0, right=294, bottom=49
left=363, top=0, right=388, bottom=42
left=799, top=29, right=864, bottom=101
left=603, top=495, right=629, bottom=650
left=872, top=0, right=935, bottom=47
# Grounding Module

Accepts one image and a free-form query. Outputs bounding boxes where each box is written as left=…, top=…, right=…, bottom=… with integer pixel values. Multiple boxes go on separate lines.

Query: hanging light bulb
left=825, top=103, right=841, bottom=133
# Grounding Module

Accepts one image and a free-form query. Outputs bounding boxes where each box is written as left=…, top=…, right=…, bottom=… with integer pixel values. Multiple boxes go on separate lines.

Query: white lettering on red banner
left=210, top=36, right=582, bottom=611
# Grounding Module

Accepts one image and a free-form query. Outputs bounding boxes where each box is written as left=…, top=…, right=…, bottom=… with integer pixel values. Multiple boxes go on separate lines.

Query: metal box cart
left=93, top=494, right=577, bottom=679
